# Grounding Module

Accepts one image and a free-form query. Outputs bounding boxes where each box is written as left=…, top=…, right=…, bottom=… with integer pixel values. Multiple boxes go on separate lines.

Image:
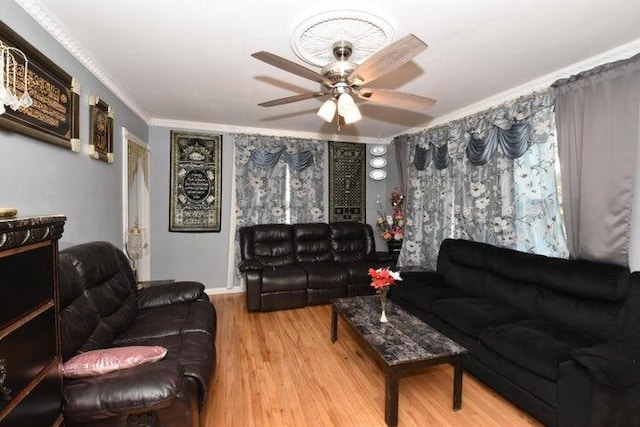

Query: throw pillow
left=62, top=346, right=167, bottom=378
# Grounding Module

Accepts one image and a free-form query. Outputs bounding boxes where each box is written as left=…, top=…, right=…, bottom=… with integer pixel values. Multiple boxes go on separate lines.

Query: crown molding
left=15, top=0, right=151, bottom=123
left=398, top=38, right=640, bottom=137
left=149, top=118, right=390, bottom=144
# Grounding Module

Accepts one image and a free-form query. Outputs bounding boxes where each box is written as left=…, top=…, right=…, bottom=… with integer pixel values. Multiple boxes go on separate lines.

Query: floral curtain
left=234, top=133, right=326, bottom=227
left=398, top=90, right=568, bottom=269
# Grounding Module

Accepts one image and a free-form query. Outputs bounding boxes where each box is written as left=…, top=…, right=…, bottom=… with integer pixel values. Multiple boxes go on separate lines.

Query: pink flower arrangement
left=376, top=188, right=405, bottom=242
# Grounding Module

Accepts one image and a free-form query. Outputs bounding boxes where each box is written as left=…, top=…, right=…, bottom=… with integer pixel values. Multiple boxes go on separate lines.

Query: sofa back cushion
left=58, top=241, right=139, bottom=360
left=330, top=222, right=375, bottom=262
left=294, top=223, right=332, bottom=263
left=240, top=224, right=295, bottom=267
left=437, top=238, right=631, bottom=340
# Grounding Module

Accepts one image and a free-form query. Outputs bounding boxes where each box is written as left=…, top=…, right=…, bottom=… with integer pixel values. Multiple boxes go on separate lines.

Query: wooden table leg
left=331, top=306, right=338, bottom=343
left=453, top=358, right=463, bottom=410
left=385, top=369, right=399, bottom=427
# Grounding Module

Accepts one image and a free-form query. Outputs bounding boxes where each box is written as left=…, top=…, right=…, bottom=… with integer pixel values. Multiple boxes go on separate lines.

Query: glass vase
left=380, top=290, right=388, bottom=323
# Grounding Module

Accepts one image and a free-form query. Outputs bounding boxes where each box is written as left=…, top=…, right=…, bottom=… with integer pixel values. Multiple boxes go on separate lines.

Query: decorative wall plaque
left=0, top=20, right=80, bottom=151
left=88, top=95, right=113, bottom=163
left=329, top=141, right=366, bottom=223
left=169, top=131, right=222, bottom=232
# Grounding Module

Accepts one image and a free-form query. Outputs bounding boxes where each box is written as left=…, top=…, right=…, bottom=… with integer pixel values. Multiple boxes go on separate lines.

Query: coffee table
left=331, top=295, right=467, bottom=427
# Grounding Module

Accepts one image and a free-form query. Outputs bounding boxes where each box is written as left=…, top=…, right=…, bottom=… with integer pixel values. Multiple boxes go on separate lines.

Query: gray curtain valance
left=404, top=90, right=554, bottom=170
left=414, top=143, right=452, bottom=170
left=250, top=147, right=314, bottom=171
left=466, top=119, right=531, bottom=165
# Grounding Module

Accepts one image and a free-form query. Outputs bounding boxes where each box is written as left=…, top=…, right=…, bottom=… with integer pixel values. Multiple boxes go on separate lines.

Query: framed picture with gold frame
left=88, top=95, right=114, bottom=163
left=0, top=20, right=80, bottom=151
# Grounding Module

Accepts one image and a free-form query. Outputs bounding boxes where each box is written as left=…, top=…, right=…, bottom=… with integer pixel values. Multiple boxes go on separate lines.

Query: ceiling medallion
left=290, top=10, right=395, bottom=67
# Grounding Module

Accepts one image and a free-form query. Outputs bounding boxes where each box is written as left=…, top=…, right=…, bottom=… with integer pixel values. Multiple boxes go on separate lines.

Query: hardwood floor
left=204, top=294, right=542, bottom=426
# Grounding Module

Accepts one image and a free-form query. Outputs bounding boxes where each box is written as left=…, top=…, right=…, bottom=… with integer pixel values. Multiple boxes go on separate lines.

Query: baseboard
left=205, top=286, right=244, bottom=295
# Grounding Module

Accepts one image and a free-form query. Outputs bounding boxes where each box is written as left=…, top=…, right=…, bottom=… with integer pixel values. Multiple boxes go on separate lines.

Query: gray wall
left=1, top=3, right=148, bottom=248
left=147, top=128, right=399, bottom=290
left=148, top=126, right=234, bottom=289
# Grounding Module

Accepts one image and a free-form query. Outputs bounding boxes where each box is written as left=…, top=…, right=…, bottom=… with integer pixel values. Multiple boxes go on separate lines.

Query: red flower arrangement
left=368, top=267, right=402, bottom=292
left=369, top=267, right=402, bottom=322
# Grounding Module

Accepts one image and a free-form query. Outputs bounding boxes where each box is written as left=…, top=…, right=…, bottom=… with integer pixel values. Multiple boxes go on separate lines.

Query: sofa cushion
left=330, top=222, right=372, bottom=262
left=114, top=300, right=216, bottom=344
left=301, top=262, right=349, bottom=289
left=539, top=258, right=629, bottom=302
left=62, top=346, right=167, bottom=378
left=294, top=223, right=332, bottom=263
left=536, top=288, right=625, bottom=340
left=572, top=339, right=640, bottom=388
left=480, top=319, right=596, bottom=381
left=260, top=265, right=308, bottom=292
left=390, top=273, right=460, bottom=313
left=63, top=360, right=184, bottom=423
left=433, top=298, right=523, bottom=338
left=137, top=281, right=204, bottom=309
left=252, top=224, right=296, bottom=266
left=59, top=242, right=139, bottom=356
left=113, top=331, right=214, bottom=407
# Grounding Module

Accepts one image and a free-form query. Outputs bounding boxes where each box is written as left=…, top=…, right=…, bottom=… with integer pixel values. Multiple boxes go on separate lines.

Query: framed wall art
left=0, top=20, right=80, bottom=151
left=169, top=131, right=222, bottom=232
left=328, top=141, right=366, bottom=223
left=87, top=95, right=114, bottom=163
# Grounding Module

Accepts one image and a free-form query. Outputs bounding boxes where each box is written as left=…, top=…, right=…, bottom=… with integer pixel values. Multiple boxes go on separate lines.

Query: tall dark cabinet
left=0, top=215, right=66, bottom=426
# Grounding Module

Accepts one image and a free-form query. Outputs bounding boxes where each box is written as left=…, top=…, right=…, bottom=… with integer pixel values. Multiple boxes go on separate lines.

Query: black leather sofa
left=390, top=238, right=640, bottom=427
left=58, top=241, right=216, bottom=427
left=238, top=222, right=396, bottom=312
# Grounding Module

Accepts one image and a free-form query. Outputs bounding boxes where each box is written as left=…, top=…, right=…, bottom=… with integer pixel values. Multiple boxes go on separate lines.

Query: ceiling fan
left=251, top=34, right=436, bottom=126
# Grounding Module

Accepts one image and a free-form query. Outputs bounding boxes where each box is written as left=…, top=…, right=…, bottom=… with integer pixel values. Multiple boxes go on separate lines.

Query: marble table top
left=332, top=295, right=467, bottom=366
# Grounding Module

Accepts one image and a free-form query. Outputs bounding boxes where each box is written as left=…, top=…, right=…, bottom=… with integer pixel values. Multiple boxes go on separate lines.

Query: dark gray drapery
left=552, top=53, right=640, bottom=265
left=394, top=136, right=409, bottom=195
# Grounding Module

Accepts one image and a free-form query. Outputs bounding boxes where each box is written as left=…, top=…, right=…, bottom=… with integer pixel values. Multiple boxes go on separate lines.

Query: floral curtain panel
left=398, top=90, right=568, bottom=269
left=234, top=134, right=326, bottom=227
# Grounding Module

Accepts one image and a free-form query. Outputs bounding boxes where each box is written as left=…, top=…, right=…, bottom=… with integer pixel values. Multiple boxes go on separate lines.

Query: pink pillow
left=62, top=346, right=167, bottom=378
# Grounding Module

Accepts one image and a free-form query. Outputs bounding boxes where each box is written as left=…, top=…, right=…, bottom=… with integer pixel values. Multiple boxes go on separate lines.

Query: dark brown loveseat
left=238, top=222, right=396, bottom=312
left=58, top=241, right=216, bottom=426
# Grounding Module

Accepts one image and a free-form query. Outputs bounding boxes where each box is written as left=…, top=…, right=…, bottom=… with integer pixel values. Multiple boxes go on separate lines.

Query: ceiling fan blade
left=348, top=34, right=428, bottom=85
left=357, top=88, right=437, bottom=111
left=258, top=92, right=327, bottom=107
left=252, top=51, right=326, bottom=84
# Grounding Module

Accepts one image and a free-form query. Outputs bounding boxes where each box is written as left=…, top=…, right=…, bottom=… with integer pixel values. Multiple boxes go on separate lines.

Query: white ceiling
left=16, top=0, right=640, bottom=141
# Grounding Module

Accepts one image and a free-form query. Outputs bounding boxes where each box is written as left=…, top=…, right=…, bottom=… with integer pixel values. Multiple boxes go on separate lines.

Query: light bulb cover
left=337, top=92, right=356, bottom=114
left=317, top=99, right=337, bottom=122
left=343, top=104, right=362, bottom=124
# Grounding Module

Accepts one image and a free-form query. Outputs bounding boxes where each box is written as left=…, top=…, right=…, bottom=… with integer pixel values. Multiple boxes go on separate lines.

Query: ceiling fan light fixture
left=337, top=92, right=361, bottom=124
left=317, top=98, right=337, bottom=122
left=337, top=92, right=355, bottom=114
left=342, top=106, right=362, bottom=124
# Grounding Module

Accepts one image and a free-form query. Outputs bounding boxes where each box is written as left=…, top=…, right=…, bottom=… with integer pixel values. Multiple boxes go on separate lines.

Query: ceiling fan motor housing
left=321, top=41, right=359, bottom=86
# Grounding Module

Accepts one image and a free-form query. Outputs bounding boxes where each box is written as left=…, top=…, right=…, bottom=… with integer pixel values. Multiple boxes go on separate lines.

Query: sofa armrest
left=138, top=281, right=205, bottom=309
left=572, top=338, right=640, bottom=388
left=238, top=259, right=265, bottom=272
left=399, top=269, right=445, bottom=285
left=366, top=251, right=397, bottom=264
left=63, top=360, right=184, bottom=423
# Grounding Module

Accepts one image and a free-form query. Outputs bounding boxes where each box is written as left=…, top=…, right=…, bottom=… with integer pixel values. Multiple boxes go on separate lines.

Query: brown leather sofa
left=58, top=241, right=216, bottom=427
left=238, top=222, right=396, bottom=312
